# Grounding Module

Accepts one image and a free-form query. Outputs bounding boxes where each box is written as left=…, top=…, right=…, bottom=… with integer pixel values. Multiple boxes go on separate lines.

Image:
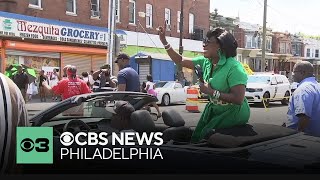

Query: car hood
left=247, top=83, right=269, bottom=89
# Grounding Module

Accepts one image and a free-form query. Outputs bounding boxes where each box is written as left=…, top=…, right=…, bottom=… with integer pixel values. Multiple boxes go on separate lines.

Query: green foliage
left=121, top=45, right=202, bottom=58
left=297, top=32, right=320, bottom=40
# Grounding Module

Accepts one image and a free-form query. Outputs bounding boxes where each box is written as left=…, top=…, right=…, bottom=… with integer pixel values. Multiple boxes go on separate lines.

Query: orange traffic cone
left=186, top=87, right=200, bottom=113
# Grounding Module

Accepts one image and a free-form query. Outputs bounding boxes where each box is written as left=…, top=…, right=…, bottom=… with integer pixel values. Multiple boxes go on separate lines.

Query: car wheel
left=161, top=94, right=170, bottom=106
left=261, top=92, right=270, bottom=107
left=281, top=91, right=290, bottom=105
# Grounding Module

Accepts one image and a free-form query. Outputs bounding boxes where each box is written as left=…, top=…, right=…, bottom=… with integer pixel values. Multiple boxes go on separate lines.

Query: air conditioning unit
left=91, top=10, right=100, bottom=17
left=192, top=28, right=204, bottom=41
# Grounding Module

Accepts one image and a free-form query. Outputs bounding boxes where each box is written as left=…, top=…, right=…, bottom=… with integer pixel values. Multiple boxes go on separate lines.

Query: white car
left=245, top=74, right=291, bottom=107
left=154, top=81, right=187, bottom=106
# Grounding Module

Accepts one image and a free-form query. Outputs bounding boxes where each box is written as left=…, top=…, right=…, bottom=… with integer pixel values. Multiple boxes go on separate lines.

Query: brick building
left=0, top=0, right=210, bottom=83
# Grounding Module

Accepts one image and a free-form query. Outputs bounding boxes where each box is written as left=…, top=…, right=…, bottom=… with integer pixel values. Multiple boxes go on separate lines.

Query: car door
left=173, top=82, right=186, bottom=103
left=274, top=75, right=284, bottom=99
left=270, top=76, right=277, bottom=99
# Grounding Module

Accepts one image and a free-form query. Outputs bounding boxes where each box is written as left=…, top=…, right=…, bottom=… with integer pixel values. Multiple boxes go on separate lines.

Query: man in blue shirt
left=115, top=53, right=140, bottom=92
left=286, top=61, right=320, bottom=137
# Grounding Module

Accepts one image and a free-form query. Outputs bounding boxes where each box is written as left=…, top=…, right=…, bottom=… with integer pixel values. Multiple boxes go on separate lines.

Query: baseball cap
left=67, top=65, right=77, bottom=76
left=105, top=100, right=135, bottom=115
left=115, top=53, right=130, bottom=63
left=100, top=63, right=110, bottom=69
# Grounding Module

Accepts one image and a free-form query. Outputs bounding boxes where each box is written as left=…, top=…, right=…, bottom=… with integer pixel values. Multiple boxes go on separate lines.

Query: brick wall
left=0, top=0, right=210, bottom=39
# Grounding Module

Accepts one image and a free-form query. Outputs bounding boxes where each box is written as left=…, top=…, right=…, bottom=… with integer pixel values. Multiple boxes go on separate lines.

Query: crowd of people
left=1, top=25, right=320, bottom=174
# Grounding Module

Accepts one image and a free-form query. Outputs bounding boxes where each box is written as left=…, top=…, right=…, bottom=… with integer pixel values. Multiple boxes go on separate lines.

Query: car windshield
left=43, top=93, right=156, bottom=122
left=248, top=76, right=271, bottom=84
left=155, top=81, right=174, bottom=88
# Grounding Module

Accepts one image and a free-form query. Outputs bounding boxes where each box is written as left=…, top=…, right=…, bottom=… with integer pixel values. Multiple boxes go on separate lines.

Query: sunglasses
left=203, top=38, right=216, bottom=46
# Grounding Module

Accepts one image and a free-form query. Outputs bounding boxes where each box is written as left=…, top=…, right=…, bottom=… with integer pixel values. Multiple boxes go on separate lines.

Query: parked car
left=154, top=81, right=187, bottom=106
left=24, top=91, right=320, bottom=174
left=245, top=73, right=291, bottom=107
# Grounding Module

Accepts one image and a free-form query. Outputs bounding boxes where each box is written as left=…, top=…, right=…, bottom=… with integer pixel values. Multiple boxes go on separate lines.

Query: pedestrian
left=26, top=80, right=38, bottom=102
left=81, top=72, right=94, bottom=89
left=141, top=81, right=147, bottom=93
left=115, top=53, right=140, bottom=92
left=158, top=26, right=250, bottom=143
left=92, top=64, right=117, bottom=92
left=38, top=70, right=48, bottom=102
left=0, top=72, right=29, bottom=174
left=41, top=65, right=91, bottom=100
left=285, top=61, right=320, bottom=137
left=11, top=65, right=29, bottom=102
left=145, top=75, right=161, bottom=118
left=49, top=68, right=60, bottom=101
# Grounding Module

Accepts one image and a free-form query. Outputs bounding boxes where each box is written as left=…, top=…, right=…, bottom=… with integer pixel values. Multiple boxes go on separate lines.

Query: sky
left=210, top=0, right=320, bottom=36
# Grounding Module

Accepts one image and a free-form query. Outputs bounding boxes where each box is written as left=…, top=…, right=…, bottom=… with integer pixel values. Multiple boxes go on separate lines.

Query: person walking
left=115, top=53, right=140, bottom=92
left=38, top=70, right=48, bottom=102
left=49, top=68, right=60, bottom=101
left=145, top=75, right=161, bottom=118
left=42, top=65, right=91, bottom=100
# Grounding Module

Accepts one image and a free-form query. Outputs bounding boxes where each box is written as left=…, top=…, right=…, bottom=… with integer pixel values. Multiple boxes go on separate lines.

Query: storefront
left=0, top=11, right=127, bottom=74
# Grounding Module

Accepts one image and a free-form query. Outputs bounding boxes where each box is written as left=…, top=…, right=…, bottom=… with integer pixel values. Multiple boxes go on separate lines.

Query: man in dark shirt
left=12, top=65, right=29, bottom=102
left=115, top=53, right=140, bottom=92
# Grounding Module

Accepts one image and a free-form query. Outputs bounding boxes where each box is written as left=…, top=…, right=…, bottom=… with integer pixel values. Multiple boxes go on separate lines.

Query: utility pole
left=261, top=0, right=267, bottom=72
left=178, top=0, right=184, bottom=81
left=107, top=0, right=116, bottom=75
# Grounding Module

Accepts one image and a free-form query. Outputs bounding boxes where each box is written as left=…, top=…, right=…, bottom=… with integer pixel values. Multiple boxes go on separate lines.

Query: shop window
left=66, top=0, right=77, bottom=15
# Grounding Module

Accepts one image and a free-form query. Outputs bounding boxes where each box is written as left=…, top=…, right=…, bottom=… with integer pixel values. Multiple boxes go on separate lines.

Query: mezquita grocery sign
left=0, top=15, right=125, bottom=47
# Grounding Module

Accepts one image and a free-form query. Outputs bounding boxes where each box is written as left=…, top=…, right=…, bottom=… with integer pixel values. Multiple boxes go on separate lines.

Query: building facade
left=303, top=38, right=320, bottom=80
left=0, top=0, right=210, bottom=83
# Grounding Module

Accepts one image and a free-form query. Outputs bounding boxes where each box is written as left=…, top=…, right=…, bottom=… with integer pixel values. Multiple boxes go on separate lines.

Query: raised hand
left=157, top=26, right=167, bottom=45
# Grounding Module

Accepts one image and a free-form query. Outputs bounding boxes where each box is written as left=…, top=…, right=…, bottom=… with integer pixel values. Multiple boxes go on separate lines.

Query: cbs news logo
left=16, top=127, right=53, bottom=164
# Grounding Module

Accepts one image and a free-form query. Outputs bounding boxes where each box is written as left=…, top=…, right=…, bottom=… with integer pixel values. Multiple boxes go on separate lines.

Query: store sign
left=0, top=16, right=125, bottom=47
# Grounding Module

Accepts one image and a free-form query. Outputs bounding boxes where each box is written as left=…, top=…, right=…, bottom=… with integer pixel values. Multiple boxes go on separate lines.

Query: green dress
left=191, top=54, right=250, bottom=143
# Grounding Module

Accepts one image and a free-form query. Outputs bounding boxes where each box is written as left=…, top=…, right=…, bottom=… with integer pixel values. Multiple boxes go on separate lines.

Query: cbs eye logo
left=20, top=138, right=50, bottom=152
left=60, top=132, right=74, bottom=146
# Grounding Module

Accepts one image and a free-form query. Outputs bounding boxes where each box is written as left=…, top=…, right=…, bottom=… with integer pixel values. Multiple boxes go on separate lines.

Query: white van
left=245, top=73, right=291, bottom=107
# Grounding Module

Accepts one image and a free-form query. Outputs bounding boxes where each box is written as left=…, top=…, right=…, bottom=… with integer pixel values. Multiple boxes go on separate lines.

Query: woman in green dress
left=158, top=26, right=250, bottom=143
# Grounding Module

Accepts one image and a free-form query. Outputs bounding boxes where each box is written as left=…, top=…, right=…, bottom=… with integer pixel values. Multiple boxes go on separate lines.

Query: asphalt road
left=26, top=99, right=288, bottom=127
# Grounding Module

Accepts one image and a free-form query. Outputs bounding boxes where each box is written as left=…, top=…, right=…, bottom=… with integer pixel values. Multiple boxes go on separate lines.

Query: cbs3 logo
left=20, top=138, right=49, bottom=152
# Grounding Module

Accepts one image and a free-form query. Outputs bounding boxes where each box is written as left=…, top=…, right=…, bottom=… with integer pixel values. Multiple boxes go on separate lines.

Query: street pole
left=178, top=0, right=184, bottom=81
left=261, top=0, right=267, bottom=72
left=107, top=0, right=116, bottom=75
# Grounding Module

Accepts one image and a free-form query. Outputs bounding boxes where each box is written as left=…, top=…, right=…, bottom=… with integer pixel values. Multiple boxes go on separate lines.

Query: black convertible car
left=24, top=92, right=320, bottom=174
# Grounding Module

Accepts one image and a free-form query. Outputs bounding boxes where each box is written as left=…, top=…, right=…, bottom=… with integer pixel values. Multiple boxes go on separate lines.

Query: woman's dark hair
left=206, top=27, right=238, bottom=58
left=82, top=72, right=89, bottom=77
left=146, top=74, right=153, bottom=82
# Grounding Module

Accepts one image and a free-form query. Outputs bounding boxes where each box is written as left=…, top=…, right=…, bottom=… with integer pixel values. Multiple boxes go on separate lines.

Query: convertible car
left=24, top=92, right=320, bottom=174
